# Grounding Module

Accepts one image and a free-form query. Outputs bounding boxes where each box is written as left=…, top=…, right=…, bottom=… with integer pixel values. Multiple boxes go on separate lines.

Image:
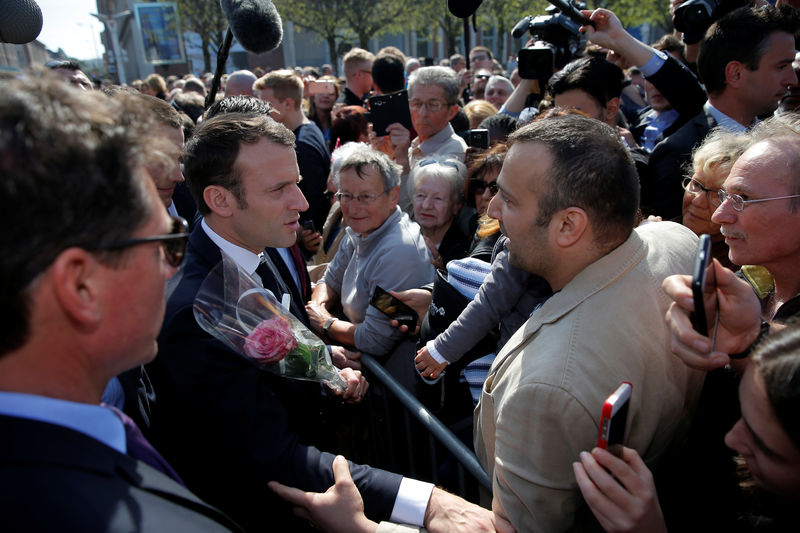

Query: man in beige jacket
left=475, top=114, right=704, bottom=531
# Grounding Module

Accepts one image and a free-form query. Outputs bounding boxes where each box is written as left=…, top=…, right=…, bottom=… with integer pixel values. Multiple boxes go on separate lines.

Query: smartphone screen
left=370, top=286, right=418, bottom=329
left=308, top=80, right=336, bottom=95
left=597, top=382, right=632, bottom=457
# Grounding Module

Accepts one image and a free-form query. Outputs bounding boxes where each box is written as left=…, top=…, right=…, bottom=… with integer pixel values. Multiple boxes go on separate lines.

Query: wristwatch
left=323, top=317, right=337, bottom=335
left=729, top=319, right=770, bottom=359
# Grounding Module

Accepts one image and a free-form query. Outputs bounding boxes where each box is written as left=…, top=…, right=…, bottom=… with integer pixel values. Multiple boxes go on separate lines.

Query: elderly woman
left=307, top=143, right=434, bottom=355
left=411, top=157, right=471, bottom=268
left=681, top=129, right=749, bottom=270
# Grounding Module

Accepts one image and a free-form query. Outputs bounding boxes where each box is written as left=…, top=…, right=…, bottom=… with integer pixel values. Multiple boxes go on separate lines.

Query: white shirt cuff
left=389, top=477, right=435, bottom=527
left=426, top=340, right=448, bottom=364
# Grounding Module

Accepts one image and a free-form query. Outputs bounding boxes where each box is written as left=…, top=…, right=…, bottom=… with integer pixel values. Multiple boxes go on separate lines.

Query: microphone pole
left=205, top=27, right=233, bottom=109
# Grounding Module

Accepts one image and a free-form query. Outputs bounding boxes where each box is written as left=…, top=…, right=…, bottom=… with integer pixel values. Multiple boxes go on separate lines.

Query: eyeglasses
left=717, top=189, right=800, bottom=212
left=409, top=99, right=450, bottom=112
left=336, top=190, right=388, bottom=205
left=102, top=215, right=190, bottom=267
left=474, top=74, right=491, bottom=80
left=470, top=178, right=498, bottom=196
left=682, top=176, right=722, bottom=208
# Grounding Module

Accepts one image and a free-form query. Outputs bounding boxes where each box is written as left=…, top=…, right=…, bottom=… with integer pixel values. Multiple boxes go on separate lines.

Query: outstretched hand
left=269, top=456, right=377, bottom=533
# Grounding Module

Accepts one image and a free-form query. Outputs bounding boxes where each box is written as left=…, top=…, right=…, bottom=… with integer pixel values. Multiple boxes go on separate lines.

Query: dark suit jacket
left=147, top=224, right=402, bottom=532
left=647, top=108, right=717, bottom=219
left=0, top=414, right=242, bottom=532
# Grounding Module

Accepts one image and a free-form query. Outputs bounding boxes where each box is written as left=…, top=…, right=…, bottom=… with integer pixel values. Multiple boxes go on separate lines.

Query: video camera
left=511, top=0, right=588, bottom=82
left=673, top=0, right=748, bottom=44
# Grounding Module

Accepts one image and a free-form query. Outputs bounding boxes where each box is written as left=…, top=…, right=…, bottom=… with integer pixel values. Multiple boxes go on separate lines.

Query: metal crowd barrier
left=361, top=354, right=492, bottom=497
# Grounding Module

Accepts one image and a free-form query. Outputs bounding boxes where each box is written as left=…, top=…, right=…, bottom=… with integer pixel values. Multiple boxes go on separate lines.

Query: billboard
left=134, top=2, right=185, bottom=64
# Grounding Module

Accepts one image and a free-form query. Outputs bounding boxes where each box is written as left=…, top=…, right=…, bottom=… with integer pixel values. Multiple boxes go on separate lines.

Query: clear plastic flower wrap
left=193, top=253, right=346, bottom=392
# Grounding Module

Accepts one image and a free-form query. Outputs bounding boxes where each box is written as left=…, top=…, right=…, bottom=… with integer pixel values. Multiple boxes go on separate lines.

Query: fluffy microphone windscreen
left=220, top=0, right=283, bottom=54
left=447, top=0, right=483, bottom=19
left=0, top=0, right=43, bottom=44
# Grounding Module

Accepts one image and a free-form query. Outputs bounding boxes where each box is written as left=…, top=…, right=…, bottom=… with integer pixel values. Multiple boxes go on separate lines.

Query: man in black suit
left=0, top=73, right=239, bottom=532
left=647, top=6, right=798, bottom=218
left=148, top=111, right=495, bottom=532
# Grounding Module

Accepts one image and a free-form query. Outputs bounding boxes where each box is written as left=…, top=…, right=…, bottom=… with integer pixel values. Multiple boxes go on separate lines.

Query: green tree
left=340, top=0, right=414, bottom=49
left=273, top=0, right=349, bottom=65
left=176, top=0, right=228, bottom=73
left=406, top=0, right=460, bottom=57
left=599, top=0, right=673, bottom=38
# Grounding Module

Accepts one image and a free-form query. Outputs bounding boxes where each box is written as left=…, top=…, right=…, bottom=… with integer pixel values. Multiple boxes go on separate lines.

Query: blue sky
left=36, top=0, right=104, bottom=59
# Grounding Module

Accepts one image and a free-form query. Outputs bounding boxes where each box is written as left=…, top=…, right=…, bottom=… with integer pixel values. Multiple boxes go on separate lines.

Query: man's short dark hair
left=479, top=113, right=518, bottom=144
left=45, top=59, right=82, bottom=71
left=171, top=91, right=205, bottom=123
left=0, top=72, right=160, bottom=355
left=548, top=56, right=624, bottom=108
left=698, top=5, right=800, bottom=96
left=372, top=54, right=405, bottom=94
left=508, top=114, right=639, bottom=249
left=205, top=95, right=273, bottom=120
left=183, top=112, right=294, bottom=215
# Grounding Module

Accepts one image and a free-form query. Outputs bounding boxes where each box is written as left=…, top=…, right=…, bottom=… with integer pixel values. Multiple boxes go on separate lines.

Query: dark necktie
left=105, top=405, right=184, bottom=485
left=288, top=243, right=309, bottom=301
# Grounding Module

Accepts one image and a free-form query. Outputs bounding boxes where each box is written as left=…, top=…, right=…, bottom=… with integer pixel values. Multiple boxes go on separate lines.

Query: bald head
left=225, top=70, right=258, bottom=97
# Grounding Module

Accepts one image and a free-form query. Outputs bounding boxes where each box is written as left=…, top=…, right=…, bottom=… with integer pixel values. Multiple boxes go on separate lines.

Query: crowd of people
left=3, top=2, right=800, bottom=532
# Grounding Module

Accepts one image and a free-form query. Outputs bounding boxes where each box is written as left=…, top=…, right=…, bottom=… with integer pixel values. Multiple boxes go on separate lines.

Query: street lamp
left=91, top=10, right=131, bottom=85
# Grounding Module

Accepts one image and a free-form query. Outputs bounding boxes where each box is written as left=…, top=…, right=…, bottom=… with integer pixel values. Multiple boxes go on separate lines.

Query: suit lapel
left=0, top=415, right=243, bottom=531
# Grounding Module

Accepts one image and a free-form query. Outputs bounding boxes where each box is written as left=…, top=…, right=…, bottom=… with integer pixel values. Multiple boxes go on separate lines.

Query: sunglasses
left=470, top=178, right=498, bottom=196
left=102, top=215, right=190, bottom=267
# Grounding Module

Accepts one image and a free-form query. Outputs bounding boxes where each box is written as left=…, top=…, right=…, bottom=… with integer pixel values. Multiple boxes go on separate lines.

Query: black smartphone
left=301, top=220, right=317, bottom=233
left=597, top=382, right=632, bottom=457
left=370, top=286, right=418, bottom=330
left=691, top=234, right=716, bottom=337
left=460, top=128, right=490, bottom=150
left=367, top=89, right=413, bottom=136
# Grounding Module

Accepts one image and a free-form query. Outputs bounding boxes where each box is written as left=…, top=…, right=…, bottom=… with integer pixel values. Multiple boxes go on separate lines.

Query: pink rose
left=243, top=317, right=298, bottom=363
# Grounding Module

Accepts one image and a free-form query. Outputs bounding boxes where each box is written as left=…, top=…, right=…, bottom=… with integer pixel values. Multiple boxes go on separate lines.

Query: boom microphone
left=0, top=0, right=43, bottom=44
left=220, top=0, right=283, bottom=54
left=447, top=0, right=484, bottom=19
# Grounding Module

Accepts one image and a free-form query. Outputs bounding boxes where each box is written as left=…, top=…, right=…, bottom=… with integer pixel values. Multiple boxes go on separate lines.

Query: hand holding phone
left=370, top=286, right=419, bottom=330
left=308, top=80, right=336, bottom=95
left=691, top=235, right=719, bottom=347
left=597, top=382, right=632, bottom=457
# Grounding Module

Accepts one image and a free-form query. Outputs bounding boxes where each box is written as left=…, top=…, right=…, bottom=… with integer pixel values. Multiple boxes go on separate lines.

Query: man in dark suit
left=646, top=6, right=798, bottom=218
left=148, top=111, right=494, bottom=532
left=0, top=73, right=240, bottom=532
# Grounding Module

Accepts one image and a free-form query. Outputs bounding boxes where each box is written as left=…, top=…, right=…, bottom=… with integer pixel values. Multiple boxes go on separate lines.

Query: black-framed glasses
left=717, top=189, right=800, bottom=212
left=335, top=190, right=388, bottom=205
left=409, top=99, right=450, bottom=112
left=102, top=215, right=190, bottom=267
left=470, top=178, right=498, bottom=196
left=474, top=74, right=491, bottom=80
left=682, top=176, right=722, bottom=208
